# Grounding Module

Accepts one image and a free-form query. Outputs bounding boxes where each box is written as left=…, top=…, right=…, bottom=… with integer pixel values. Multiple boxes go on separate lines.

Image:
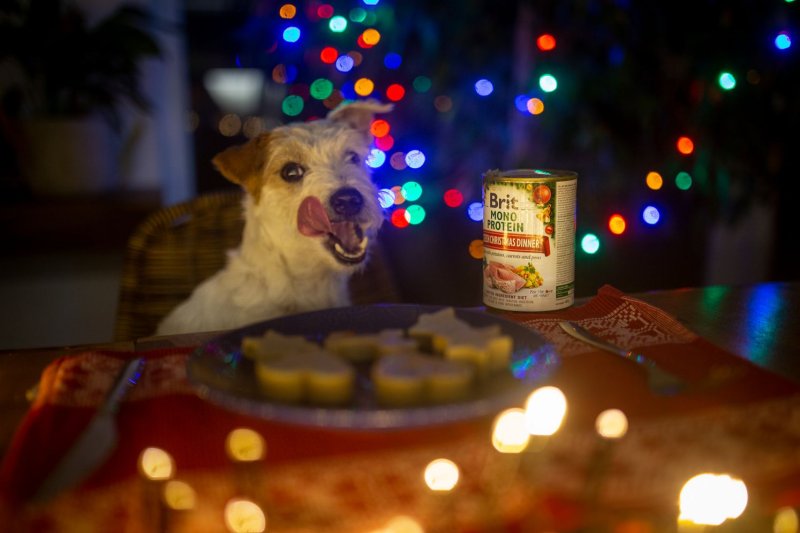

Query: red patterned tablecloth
left=2, top=286, right=799, bottom=532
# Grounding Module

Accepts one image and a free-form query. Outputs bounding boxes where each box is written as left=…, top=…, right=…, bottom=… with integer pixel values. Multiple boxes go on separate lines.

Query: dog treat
left=324, top=328, right=418, bottom=361
left=241, top=307, right=514, bottom=408
left=371, top=352, right=474, bottom=407
left=254, top=350, right=355, bottom=406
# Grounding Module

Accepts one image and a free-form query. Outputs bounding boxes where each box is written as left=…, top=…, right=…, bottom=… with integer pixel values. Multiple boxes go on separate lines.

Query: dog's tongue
left=297, top=196, right=332, bottom=236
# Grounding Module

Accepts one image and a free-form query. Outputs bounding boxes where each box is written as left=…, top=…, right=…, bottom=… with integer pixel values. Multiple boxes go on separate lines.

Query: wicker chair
left=114, top=190, right=401, bottom=341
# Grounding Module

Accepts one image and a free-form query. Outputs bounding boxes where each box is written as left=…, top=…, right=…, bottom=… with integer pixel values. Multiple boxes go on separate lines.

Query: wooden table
left=2, top=281, right=798, bottom=459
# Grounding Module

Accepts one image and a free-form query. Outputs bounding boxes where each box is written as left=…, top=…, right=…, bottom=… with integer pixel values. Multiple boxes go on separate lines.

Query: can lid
left=484, top=168, right=577, bottom=181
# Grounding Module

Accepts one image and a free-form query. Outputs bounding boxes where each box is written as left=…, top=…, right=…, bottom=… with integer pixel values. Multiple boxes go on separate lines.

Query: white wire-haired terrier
left=157, top=100, right=393, bottom=335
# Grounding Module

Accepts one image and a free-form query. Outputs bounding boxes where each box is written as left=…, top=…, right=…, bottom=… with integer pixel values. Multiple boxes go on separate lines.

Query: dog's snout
left=330, top=187, right=364, bottom=217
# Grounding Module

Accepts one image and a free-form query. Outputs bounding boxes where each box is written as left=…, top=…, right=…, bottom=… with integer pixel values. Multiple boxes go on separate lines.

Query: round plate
left=187, top=304, right=559, bottom=429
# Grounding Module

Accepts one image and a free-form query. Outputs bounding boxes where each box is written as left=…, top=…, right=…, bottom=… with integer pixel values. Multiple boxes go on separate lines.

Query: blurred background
left=0, top=0, right=797, bottom=348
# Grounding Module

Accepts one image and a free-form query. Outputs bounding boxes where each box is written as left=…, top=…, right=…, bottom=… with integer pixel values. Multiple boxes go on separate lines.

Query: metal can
left=482, top=169, right=577, bottom=312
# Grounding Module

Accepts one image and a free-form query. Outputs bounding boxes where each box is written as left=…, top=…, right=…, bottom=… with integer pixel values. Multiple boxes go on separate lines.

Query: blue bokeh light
left=366, top=148, right=386, bottom=168
left=378, top=188, right=395, bottom=209
left=642, top=205, right=661, bottom=225
left=384, top=52, right=402, bottom=69
left=775, top=32, right=792, bottom=50
left=467, top=202, right=483, bottom=222
left=335, top=55, right=355, bottom=73
left=475, top=79, right=494, bottom=96
left=283, top=26, right=301, bottom=43
left=405, top=150, right=426, bottom=169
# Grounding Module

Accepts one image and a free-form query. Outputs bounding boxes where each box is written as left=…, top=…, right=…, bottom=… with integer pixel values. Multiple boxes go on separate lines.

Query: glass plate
left=187, top=304, right=559, bottom=429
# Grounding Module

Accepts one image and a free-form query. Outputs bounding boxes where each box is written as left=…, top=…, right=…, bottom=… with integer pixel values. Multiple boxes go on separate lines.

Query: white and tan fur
left=156, top=100, right=392, bottom=335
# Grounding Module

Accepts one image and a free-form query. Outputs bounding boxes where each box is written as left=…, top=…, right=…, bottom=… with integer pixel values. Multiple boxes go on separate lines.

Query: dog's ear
left=328, top=99, right=393, bottom=134
left=212, top=133, right=270, bottom=198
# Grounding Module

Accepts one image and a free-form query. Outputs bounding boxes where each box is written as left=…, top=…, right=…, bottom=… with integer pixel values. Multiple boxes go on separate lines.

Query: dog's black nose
left=330, top=187, right=364, bottom=217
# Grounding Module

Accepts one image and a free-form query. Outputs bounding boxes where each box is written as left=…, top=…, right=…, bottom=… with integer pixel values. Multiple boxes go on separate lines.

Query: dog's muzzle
left=297, top=190, right=370, bottom=265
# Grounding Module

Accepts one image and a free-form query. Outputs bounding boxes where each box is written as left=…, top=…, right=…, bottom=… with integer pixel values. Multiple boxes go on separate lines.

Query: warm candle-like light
left=163, top=480, right=196, bottom=510
left=492, top=408, right=530, bottom=453
left=774, top=506, right=799, bottom=533
left=595, top=408, right=628, bottom=439
left=380, top=515, right=425, bottom=533
left=224, top=498, right=267, bottom=533
left=679, top=473, right=748, bottom=526
left=424, top=458, right=459, bottom=492
left=524, top=386, right=567, bottom=436
left=138, top=447, right=175, bottom=481
left=225, top=428, right=266, bottom=462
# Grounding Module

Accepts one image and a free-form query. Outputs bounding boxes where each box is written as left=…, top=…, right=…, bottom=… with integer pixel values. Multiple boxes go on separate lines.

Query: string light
left=467, top=202, right=483, bottom=222
left=775, top=32, right=792, bottom=50
left=349, top=7, right=367, bottom=22
left=335, top=55, right=354, bottom=72
left=282, top=26, right=301, bottom=43
left=676, top=136, right=695, bottom=155
left=581, top=233, right=600, bottom=254
left=386, top=83, right=406, bottom=101
left=413, top=76, right=432, bottom=93
left=320, top=46, right=338, bottom=64
left=608, top=214, right=627, bottom=235
left=642, top=205, right=661, bottom=225
left=279, top=4, right=296, bottom=19
left=539, top=74, right=558, bottom=92
left=475, top=79, right=494, bottom=96
left=384, top=52, right=402, bottom=69
left=316, top=4, right=334, bottom=19
left=366, top=148, right=386, bottom=168
left=375, top=134, right=395, bottom=151
left=329, top=15, right=347, bottom=32
left=378, top=188, right=395, bottom=208
left=536, top=33, right=556, bottom=51
left=354, top=77, right=375, bottom=96
left=434, top=95, right=453, bottom=112
left=676, top=171, right=693, bottom=190
left=526, top=98, right=544, bottom=115
left=405, top=204, right=426, bottom=224
left=362, top=28, right=381, bottom=46
left=401, top=181, right=422, bottom=201
left=390, top=152, right=407, bottom=170
left=718, top=71, right=736, bottom=90
left=646, top=171, right=663, bottom=190
left=370, top=119, right=390, bottom=137
left=405, top=150, right=426, bottom=169
left=310, top=78, right=333, bottom=100
left=391, top=208, right=410, bottom=228
left=281, top=94, right=303, bottom=116
left=443, top=189, right=464, bottom=207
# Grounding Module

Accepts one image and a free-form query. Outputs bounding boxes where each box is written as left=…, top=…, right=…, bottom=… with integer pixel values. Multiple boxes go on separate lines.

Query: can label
left=482, top=169, right=577, bottom=312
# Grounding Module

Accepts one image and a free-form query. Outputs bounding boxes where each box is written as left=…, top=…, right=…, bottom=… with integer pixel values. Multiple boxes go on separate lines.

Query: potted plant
left=0, top=0, right=160, bottom=195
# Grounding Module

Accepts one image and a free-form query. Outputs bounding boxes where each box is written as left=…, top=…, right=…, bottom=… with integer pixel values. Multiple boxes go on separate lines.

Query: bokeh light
left=349, top=7, right=367, bottom=22
left=526, top=98, right=545, bottom=115
left=676, top=171, right=693, bottom=190
left=362, top=28, right=381, bottom=46
left=679, top=473, right=748, bottom=526
left=310, top=78, right=333, bottom=100
left=401, top=181, right=423, bottom=201
left=281, top=95, right=304, bottom=116
left=405, top=204, right=426, bottom=225
left=424, top=458, right=459, bottom=492
left=224, top=498, right=267, bottom=533
left=378, top=188, right=394, bottom=208
left=536, top=33, right=557, bottom=51
left=384, top=52, right=402, bottom=69
left=391, top=185, right=405, bottom=205
left=524, top=386, right=567, bottom=436
left=539, top=74, right=558, bottom=92
left=646, top=171, right=663, bottom=190
left=391, top=208, right=409, bottom=228
left=390, top=152, right=407, bottom=170
left=677, top=136, right=695, bottom=155
left=329, top=15, right=347, bottom=32
left=348, top=50, right=364, bottom=66
left=774, top=507, right=799, bottom=533
left=413, top=76, right=432, bottom=93
left=316, top=4, right=334, bottom=19
left=279, top=4, right=296, bottom=19
left=467, top=202, right=483, bottom=222
left=475, top=79, right=494, bottom=96
left=718, top=71, right=736, bottom=90
left=595, top=409, right=628, bottom=439
left=492, top=408, right=530, bottom=453
left=354, top=77, right=375, bottom=96
left=514, top=94, right=531, bottom=113
left=272, top=64, right=297, bottom=84
left=375, top=134, right=395, bottom=151
left=366, top=148, right=386, bottom=168
left=434, top=95, right=453, bottom=112
left=320, top=46, right=338, bottom=64
left=386, top=83, right=406, bottom=101
left=468, top=239, right=484, bottom=259
left=581, top=233, right=600, bottom=254
left=405, top=150, right=426, bottom=169
left=363, top=0, right=380, bottom=5
left=775, top=32, right=792, bottom=50
left=642, top=205, right=661, bottom=225
left=335, top=55, right=354, bottom=72
left=443, top=188, right=464, bottom=207
left=370, top=119, right=390, bottom=137
left=608, top=214, right=627, bottom=235
left=282, top=26, right=301, bottom=43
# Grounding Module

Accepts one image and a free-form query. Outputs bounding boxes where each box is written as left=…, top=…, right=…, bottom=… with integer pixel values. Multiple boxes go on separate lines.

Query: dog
left=156, top=99, right=393, bottom=335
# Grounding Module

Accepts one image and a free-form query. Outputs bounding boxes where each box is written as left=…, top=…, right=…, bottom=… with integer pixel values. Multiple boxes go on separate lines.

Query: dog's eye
left=345, top=151, right=361, bottom=165
left=280, top=162, right=305, bottom=182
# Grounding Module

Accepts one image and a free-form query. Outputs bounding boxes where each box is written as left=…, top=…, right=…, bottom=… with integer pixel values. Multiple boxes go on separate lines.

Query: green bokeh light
left=281, top=95, right=304, bottom=116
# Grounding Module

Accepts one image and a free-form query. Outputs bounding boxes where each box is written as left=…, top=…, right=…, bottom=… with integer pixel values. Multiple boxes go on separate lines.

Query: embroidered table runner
left=2, top=286, right=798, bottom=532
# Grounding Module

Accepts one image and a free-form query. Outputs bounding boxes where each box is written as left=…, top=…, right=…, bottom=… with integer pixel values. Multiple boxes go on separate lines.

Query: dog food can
left=482, top=169, right=577, bottom=312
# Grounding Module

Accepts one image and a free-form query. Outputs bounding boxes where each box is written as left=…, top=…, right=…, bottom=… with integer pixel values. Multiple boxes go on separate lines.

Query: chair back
left=114, top=190, right=401, bottom=341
